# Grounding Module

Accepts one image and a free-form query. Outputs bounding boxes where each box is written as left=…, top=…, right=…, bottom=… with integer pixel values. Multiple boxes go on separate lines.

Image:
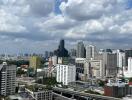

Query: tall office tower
left=103, top=51, right=117, bottom=77
left=56, top=64, right=76, bottom=85
left=125, top=49, right=132, bottom=67
left=45, top=51, right=49, bottom=58
left=54, top=39, right=69, bottom=57
left=116, top=50, right=125, bottom=68
left=69, top=49, right=76, bottom=58
left=29, top=56, right=42, bottom=70
left=116, top=50, right=125, bottom=76
left=0, top=62, right=16, bottom=96
left=86, top=45, right=96, bottom=60
left=76, top=41, right=85, bottom=58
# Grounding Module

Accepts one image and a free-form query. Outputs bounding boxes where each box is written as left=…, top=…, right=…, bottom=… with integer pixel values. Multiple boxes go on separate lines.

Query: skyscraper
left=86, top=45, right=96, bottom=60
left=45, top=51, right=49, bottom=58
left=76, top=41, right=85, bottom=58
left=0, top=62, right=16, bottom=96
left=54, top=39, right=69, bottom=57
left=103, top=51, right=117, bottom=77
left=116, top=50, right=125, bottom=68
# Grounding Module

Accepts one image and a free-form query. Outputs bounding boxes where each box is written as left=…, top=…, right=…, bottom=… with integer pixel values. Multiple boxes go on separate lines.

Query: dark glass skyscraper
left=54, top=39, right=69, bottom=57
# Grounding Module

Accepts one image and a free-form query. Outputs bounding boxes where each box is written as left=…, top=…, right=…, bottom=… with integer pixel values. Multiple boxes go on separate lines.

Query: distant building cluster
left=40, top=40, right=132, bottom=85
left=1, top=39, right=132, bottom=99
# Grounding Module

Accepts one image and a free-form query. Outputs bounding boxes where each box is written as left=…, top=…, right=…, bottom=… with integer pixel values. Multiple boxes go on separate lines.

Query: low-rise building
left=26, top=85, right=52, bottom=100
left=104, top=79, right=129, bottom=98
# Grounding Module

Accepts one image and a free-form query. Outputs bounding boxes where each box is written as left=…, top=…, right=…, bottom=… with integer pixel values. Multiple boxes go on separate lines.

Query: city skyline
left=0, top=0, right=132, bottom=53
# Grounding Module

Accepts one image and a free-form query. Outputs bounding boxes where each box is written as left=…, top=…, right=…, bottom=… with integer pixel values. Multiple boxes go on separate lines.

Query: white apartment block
left=86, top=45, right=96, bottom=60
left=0, top=62, right=16, bottom=96
left=116, top=50, right=125, bottom=68
left=56, top=64, right=76, bottom=85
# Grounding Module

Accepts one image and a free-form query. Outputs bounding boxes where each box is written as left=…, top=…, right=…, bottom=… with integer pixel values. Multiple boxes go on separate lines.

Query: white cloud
left=28, top=0, right=54, bottom=16
left=0, top=0, right=131, bottom=53
left=59, top=0, right=125, bottom=21
left=120, top=21, right=132, bottom=34
left=0, top=9, right=26, bottom=32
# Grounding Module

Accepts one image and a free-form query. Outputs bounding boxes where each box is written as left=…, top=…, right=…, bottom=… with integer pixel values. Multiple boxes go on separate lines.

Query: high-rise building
left=75, top=58, right=90, bottom=81
left=76, top=41, right=85, bottom=58
left=29, top=56, right=42, bottom=70
left=54, top=39, right=69, bottom=57
left=86, top=45, right=96, bottom=60
left=116, top=50, right=125, bottom=68
left=125, top=49, right=132, bottom=67
left=76, top=57, right=103, bottom=80
left=115, top=50, right=125, bottom=77
left=0, top=62, right=16, bottom=96
left=103, top=51, right=117, bottom=77
left=124, top=57, right=132, bottom=78
left=88, top=60, right=103, bottom=78
left=45, top=51, right=49, bottom=58
left=56, top=64, right=76, bottom=85
left=96, top=49, right=117, bottom=78
left=69, top=49, right=76, bottom=58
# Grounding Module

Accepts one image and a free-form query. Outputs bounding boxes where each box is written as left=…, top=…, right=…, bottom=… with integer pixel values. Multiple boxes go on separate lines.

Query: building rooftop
left=26, top=84, right=52, bottom=92
left=9, top=95, right=24, bottom=100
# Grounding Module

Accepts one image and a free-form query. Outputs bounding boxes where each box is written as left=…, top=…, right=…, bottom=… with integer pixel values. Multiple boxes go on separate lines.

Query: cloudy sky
left=0, top=0, right=132, bottom=54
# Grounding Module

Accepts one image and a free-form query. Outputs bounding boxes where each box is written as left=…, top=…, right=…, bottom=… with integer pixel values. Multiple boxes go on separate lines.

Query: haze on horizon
left=0, top=0, right=132, bottom=54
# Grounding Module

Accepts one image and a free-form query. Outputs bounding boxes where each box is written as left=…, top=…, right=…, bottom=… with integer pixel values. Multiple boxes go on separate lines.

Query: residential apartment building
left=0, top=62, right=16, bottom=96
left=56, top=64, right=76, bottom=85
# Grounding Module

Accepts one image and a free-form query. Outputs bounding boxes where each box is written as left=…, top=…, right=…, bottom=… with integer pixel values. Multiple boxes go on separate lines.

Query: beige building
left=89, top=60, right=102, bottom=78
left=76, top=58, right=103, bottom=81
left=29, top=56, right=42, bottom=70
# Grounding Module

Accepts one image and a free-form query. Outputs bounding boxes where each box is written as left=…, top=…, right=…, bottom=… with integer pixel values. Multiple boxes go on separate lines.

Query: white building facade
left=124, top=57, right=132, bottom=78
left=86, top=45, right=96, bottom=60
left=56, top=64, right=76, bottom=85
left=116, top=50, right=125, bottom=68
